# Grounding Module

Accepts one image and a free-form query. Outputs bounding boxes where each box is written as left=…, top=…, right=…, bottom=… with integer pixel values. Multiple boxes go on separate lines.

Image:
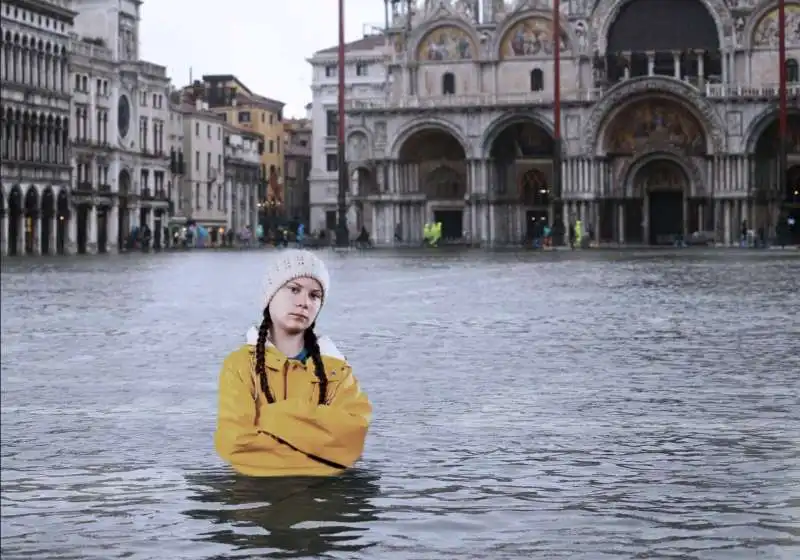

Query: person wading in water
left=214, top=249, right=372, bottom=476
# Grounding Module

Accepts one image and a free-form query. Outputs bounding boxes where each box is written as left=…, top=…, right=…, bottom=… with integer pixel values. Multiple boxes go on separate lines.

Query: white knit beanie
left=262, top=249, right=330, bottom=308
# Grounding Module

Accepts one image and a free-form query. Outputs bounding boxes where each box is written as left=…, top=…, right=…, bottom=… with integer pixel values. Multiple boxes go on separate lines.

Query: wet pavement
left=1, top=248, right=799, bottom=560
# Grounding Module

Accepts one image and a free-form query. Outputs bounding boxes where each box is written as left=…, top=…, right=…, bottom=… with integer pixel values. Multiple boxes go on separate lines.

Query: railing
left=69, top=38, right=112, bottom=61
left=137, top=61, right=168, bottom=79
left=346, top=80, right=799, bottom=111
left=706, top=83, right=800, bottom=98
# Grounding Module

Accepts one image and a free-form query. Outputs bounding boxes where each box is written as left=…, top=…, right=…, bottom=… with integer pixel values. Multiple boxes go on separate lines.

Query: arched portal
left=7, top=186, right=22, bottom=256
left=603, top=96, right=708, bottom=156
left=118, top=168, right=131, bottom=250
left=602, top=96, right=708, bottom=243
left=604, top=0, right=721, bottom=85
left=632, top=159, right=690, bottom=244
left=398, top=127, right=467, bottom=241
left=40, top=187, right=54, bottom=255
left=24, top=186, right=39, bottom=255
left=56, top=189, right=69, bottom=254
left=751, top=112, right=800, bottom=243
left=487, top=118, right=556, bottom=244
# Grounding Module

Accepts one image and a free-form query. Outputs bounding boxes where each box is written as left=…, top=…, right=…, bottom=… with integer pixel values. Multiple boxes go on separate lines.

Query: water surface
left=2, top=248, right=799, bottom=559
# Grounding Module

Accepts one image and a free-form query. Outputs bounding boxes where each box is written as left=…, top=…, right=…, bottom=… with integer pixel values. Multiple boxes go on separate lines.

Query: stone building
left=307, top=32, right=387, bottom=235
left=335, top=0, right=800, bottom=245
left=1, top=0, right=74, bottom=257
left=180, top=100, right=228, bottom=236
left=224, top=124, right=262, bottom=235
left=284, top=118, right=312, bottom=225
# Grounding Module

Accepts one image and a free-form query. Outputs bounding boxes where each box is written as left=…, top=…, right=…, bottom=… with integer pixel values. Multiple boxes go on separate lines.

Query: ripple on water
left=1, top=249, right=799, bottom=559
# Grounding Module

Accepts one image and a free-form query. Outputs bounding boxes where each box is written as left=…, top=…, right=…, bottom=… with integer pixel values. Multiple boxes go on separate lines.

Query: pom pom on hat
left=262, top=249, right=330, bottom=308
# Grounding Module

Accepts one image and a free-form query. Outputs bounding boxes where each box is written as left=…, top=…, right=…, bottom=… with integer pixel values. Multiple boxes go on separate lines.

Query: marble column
left=0, top=214, right=7, bottom=256
left=48, top=214, right=57, bottom=255
left=108, top=205, right=119, bottom=253
left=32, top=215, right=41, bottom=255
left=16, top=214, right=25, bottom=255
left=67, top=210, right=77, bottom=254
left=88, top=205, right=98, bottom=253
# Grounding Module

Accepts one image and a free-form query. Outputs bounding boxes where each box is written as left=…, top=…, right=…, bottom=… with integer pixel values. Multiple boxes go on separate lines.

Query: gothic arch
left=481, top=111, right=558, bottom=157
left=591, top=0, right=733, bottom=53
left=584, top=76, right=726, bottom=154
left=742, top=0, right=800, bottom=50
left=744, top=104, right=800, bottom=152
left=621, top=149, right=707, bottom=198
left=412, top=19, right=481, bottom=62
left=390, top=116, right=470, bottom=159
left=492, top=9, right=577, bottom=59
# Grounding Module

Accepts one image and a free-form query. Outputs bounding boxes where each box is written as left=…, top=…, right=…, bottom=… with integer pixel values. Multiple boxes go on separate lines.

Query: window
left=325, top=211, right=337, bottom=231
left=530, top=69, right=544, bottom=92
left=326, top=154, right=338, bottom=172
left=195, top=150, right=200, bottom=170
left=206, top=152, right=211, bottom=172
left=325, top=110, right=338, bottom=137
left=788, top=59, right=799, bottom=84
left=442, top=72, right=455, bottom=95
left=195, top=122, right=199, bottom=136
left=324, top=65, right=336, bottom=77
left=269, top=139, right=274, bottom=153
left=207, top=124, right=211, bottom=138
left=238, top=111, right=251, bottom=123
left=356, top=63, right=368, bottom=76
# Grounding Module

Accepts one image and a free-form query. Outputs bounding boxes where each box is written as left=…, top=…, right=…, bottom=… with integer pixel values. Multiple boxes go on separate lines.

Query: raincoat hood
left=244, top=326, right=345, bottom=361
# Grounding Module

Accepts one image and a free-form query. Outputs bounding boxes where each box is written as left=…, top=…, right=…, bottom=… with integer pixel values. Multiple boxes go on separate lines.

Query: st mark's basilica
left=342, top=0, right=800, bottom=245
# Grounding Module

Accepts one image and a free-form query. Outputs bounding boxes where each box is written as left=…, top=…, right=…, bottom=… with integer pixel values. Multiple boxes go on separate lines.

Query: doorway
left=433, top=209, right=463, bottom=239
left=649, top=191, right=684, bottom=244
left=526, top=209, right=548, bottom=241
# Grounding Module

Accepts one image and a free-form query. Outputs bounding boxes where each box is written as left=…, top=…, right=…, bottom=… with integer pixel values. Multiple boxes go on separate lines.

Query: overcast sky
left=139, top=0, right=387, bottom=118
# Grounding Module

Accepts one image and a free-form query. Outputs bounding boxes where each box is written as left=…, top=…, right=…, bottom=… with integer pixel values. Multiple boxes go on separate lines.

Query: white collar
left=245, top=326, right=345, bottom=360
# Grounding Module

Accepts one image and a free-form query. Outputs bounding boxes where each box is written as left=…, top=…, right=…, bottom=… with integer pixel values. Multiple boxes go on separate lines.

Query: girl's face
left=268, top=277, right=323, bottom=335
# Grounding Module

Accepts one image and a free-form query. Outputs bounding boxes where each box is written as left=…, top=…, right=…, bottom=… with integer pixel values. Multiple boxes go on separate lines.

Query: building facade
left=1, top=0, right=74, bottom=257
left=307, top=33, right=387, bottom=235
left=68, top=0, right=173, bottom=251
left=181, top=100, right=227, bottom=234
left=284, top=118, right=312, bottom=225
left=328, top=0, right=800, bottom=245
left=184, top=75, right=286, bottom=219
left=224, top=124, right=261, bottom=235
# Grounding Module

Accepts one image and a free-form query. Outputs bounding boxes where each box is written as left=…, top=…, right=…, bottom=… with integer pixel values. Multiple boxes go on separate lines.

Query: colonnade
left=343, top=156, right=788, bottom=246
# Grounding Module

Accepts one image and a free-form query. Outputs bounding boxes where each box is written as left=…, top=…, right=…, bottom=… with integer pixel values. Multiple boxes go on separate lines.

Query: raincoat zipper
left=282, top=360, right=290, bottom=400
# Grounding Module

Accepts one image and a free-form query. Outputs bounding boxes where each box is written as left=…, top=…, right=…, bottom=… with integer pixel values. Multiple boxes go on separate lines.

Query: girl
left=214, top=249, right=372, bottom=477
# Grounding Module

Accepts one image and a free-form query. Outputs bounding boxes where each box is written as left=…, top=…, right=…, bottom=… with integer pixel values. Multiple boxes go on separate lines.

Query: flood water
left=1, top=248, right=799, bottom=560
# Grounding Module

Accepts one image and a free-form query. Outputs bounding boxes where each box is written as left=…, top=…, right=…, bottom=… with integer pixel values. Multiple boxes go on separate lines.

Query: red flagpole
left=336, top=0, right=348, bottom=247
left=552, top=0, right=562, bottom=223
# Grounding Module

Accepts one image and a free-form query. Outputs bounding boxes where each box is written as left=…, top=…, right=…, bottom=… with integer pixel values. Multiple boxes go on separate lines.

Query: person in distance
left=214, top=249, right=372, bottom=476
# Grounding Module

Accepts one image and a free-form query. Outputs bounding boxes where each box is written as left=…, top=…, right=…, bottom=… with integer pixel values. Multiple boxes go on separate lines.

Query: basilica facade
left=339, top=0, right=800, bottom=246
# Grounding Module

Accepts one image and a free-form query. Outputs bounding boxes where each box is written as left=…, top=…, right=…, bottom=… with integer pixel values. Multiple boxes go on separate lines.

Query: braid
left=304, top=323, right=328, bottom=405
left=255, top=308, right=275, bottom=403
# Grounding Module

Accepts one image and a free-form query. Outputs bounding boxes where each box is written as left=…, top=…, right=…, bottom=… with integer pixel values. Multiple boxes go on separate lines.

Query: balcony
left=73, top=182, right=94, bottom=195
left=346, top=79, right=799, bottom=112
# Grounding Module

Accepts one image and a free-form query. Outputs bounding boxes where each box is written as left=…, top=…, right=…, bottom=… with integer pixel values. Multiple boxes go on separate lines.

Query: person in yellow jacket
left=214, top=249, right=372, bottom=477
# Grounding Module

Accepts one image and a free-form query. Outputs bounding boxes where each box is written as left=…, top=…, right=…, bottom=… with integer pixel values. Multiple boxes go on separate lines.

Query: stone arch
left=745, top=105, right=800, bottom=153
left=744, top=1, right=800, bottom=49
left=481, top=112, right=557, bottom=157
left=349, top=164, right=379, bottom=196
left=24, top=185, right=41, bottom=218
left=584, top=77, right=725, bottom=154
left=56, top=187, right=70, bottom=218
left=391, top=117, right=469, bottom=159
left=413, top=20, right=480, bottom=62
left=118, top=168, right=132, bottom=195
left=423, top=164, right=466, bottom=199
left=621, top=149, right=706, bottom=198
left=493, top=10, right=576, bottom=59
left=592, top=0, right=733, bottom=53
left=346, top=128, right=372, bottom=163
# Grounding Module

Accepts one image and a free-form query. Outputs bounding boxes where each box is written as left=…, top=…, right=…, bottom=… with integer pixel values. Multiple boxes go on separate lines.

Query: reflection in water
left=183, top=470, right=381, bottom=558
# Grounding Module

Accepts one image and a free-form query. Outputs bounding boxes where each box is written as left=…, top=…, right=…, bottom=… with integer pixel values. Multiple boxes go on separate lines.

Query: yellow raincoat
left=214, top=328, right=372, bottom=477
